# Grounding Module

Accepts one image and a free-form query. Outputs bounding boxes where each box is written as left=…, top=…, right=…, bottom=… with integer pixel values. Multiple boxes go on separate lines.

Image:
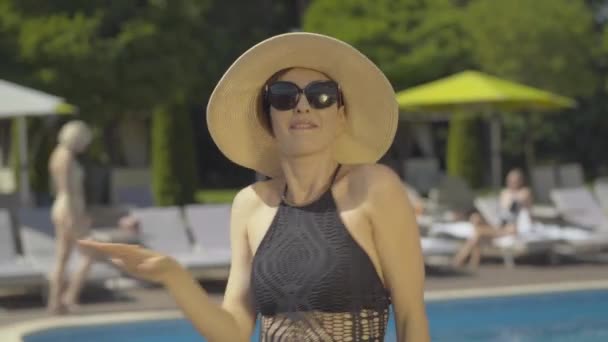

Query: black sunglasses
left=264, top=80, right=343, bottom=112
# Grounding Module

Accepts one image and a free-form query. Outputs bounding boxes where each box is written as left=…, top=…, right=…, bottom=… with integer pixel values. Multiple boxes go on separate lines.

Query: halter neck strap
left=282, top=164, right=342, bottom=203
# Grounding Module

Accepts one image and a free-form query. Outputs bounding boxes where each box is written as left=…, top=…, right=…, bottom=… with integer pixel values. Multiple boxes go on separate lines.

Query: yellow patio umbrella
left=396, top=70, right=576, bottom=187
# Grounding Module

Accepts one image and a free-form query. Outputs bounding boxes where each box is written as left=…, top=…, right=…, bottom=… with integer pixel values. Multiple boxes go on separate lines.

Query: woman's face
left=269, top=68, right=346, bottom=159
left=76, top=139, right=91, bottom=153
left=73, top=132, right=92, bottom=154
left=506, top=170, right=524, bottom=189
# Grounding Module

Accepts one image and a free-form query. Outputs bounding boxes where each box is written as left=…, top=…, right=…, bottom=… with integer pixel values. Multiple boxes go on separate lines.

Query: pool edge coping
left=424, top=279, right=608, bottom=300
left=3, top=279, right=608, bottom=341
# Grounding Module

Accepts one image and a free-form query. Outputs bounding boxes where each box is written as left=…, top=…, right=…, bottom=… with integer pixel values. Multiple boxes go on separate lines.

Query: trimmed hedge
left=446, top=112, right=483, bottom=189
left=151, top=103, right=198, bottom=206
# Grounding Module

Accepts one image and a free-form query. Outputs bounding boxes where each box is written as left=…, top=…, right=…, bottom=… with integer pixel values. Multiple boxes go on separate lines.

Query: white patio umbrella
left=0, top=79, right=76, bottom=205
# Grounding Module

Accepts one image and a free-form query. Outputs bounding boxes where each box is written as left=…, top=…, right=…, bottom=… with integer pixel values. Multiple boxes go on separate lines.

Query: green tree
left=464, top=0, right=606, bottom=175
left=465, top=0, right=598, bottom=97
left=446, top=113, right=483, bottom=188
left=0, top=0, right=302, bottom=193
left=1, top=0, right=211, bottom=158
left=1, top=0, right=211, bottom=199
left=303, top=0, right=474, bottom=90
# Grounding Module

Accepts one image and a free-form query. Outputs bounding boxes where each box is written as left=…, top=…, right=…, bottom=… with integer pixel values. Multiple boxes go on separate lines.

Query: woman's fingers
left=78, top=239, right=124, bottom=250
left=77, top=240, right=156, bottom=263
left=109, top=258, right=127, bottom=268
left=77, top=240, right=173, bottom=283
left=136, top=259, right=158, bottom=273
left=79, top=241, right=162, bottom=267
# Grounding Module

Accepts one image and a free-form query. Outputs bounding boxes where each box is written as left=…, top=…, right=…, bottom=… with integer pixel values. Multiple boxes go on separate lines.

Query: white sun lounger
left=0, top=208, right=44, bottom=289
left=464, top=193, right=607, bottom=259
left=593, top=180, right=608, bottom=213
left=182, top=204, right=232, bottom=267
left=429, top=196, right=557, bottom=267
left=548, top=187, right=608, bottom=257
left=557, top=163, right=585, bottom=188
left=550, top=187, right=608, bottom=229
left=420, top=237, right=461, bottom=255
left=17, top=207, right=120, bottom=285
left=130, top=206, right=229, bottom=279
left=531, top=165, right=557, bottom=204
left=475, top=195, right=608, bottom=263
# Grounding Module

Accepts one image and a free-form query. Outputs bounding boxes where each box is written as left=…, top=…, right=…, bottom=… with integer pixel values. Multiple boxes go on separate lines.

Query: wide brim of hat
left=207, top=32, right=398, bottom=177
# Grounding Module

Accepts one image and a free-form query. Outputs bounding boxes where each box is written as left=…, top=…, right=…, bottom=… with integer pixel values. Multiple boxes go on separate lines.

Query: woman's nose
left=294, top=94, right=311, bottom=114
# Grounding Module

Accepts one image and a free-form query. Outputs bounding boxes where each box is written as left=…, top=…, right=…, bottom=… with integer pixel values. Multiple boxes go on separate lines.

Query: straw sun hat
left=207, top=32, right=398, bottom=177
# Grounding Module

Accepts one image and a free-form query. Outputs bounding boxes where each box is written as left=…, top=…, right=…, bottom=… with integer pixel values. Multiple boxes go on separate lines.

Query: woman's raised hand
left=77, top=240, right=181, bottom=284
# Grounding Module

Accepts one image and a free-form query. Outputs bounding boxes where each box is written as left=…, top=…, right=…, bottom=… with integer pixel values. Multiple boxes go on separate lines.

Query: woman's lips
left=290, top=122, right=318, bottom=130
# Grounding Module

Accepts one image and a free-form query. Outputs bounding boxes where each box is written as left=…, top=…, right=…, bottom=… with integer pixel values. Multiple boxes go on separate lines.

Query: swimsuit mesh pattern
left=252, top=167, right=391, bottom=341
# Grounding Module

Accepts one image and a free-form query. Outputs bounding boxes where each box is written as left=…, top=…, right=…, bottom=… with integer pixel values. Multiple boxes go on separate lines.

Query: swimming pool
left=22, top=289, right=608, bottom=342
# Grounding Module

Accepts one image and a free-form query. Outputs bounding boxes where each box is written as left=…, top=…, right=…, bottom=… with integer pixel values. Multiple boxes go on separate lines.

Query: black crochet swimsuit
left=251, top=166, right=391, bottom=341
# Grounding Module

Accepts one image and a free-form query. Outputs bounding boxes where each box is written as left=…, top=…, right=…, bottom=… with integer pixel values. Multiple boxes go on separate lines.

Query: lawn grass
left=195, top=188, right=239, bottom=204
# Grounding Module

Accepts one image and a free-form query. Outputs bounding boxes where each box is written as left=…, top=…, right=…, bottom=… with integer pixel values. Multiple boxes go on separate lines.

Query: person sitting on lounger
left=451, top=168, right=532, bottom=269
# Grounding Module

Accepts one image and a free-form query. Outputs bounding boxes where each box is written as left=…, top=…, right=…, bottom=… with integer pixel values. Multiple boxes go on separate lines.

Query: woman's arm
left=49, top=149, right=81, bottom=225
left=164, top=187, right=258, bottom=342
left=499, top=188, right=510, bottom=210
left=363, top=165, right=430, bottom=342
left=163, top=266, right=247, bottom=342
left=519, top=187, right=533, bottom=209
left=79, top=187, right=259, bottom=342
left=49, top=149, right=79, bottom=196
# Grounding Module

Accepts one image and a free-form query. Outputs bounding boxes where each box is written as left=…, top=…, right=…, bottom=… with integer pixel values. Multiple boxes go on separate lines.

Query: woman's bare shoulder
left=343, top=163, right=402, bottom=189
left=336, top=164, right=405, bottom=209
left=49, top=147, right=74, bottom=171
left=520, top=186, right=532, bottom=195
left=232, top=178, right=282, bottom=214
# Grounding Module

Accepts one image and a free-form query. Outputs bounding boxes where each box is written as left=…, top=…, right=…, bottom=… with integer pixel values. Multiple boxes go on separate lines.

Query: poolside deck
left=1, top=261, right=608, bottom=327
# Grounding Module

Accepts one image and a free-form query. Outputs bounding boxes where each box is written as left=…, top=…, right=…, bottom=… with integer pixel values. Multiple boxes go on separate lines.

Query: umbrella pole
left=490, top=114, right=502, bottom=189
left=522, top=113, right=536, bottom=179
left=17, top=117, right=31, bottom=206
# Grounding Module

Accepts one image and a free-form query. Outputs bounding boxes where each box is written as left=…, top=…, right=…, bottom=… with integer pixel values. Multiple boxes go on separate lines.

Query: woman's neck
left=279, top=153, right=339, bottom=205
left=58, top=143, right=78, bottom=155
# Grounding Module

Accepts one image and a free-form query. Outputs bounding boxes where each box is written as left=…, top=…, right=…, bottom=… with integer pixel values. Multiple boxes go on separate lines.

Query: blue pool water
left=24, top=290, right=608, bottom=342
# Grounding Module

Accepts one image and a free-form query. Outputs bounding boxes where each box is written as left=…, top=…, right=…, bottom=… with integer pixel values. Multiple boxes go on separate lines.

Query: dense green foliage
left=151, top=102, right=198, bottom=205
left=304, top=0, right=608, bottom=179
left=1, top=0, right=607, bottom=194
left=304, top=0, right=474, bottom=90
left=0, top=0, right=297, bottom=199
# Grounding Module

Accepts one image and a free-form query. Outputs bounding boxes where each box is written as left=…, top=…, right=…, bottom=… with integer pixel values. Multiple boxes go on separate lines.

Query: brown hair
left=257, top=68, right=294, bottom=135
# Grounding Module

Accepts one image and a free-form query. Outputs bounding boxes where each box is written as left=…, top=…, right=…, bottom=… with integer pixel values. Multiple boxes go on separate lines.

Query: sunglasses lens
left=306, top=82, right=338, bottom=109
left=268, top=82, right=299, bottom=111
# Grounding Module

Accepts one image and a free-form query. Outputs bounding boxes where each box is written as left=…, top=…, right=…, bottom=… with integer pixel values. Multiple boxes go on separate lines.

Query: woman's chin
left=280, top=145, right=330, bottom=159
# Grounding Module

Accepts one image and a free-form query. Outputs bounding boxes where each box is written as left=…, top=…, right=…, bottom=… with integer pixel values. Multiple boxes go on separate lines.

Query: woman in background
left=48, top=120, right=93, bottom=314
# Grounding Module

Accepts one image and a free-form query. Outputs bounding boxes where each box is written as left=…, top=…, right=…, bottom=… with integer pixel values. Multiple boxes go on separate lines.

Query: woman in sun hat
left=80, top=32, right=429, bottom=341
